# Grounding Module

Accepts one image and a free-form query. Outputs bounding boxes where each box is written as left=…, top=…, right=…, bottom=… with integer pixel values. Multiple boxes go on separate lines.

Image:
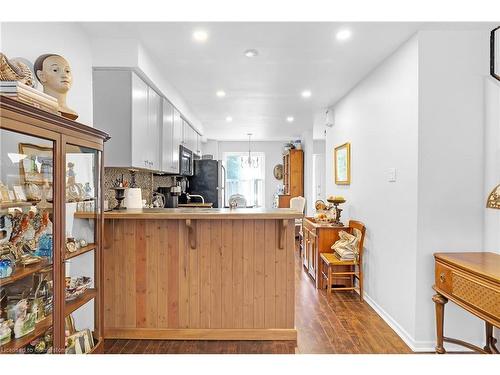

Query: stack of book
left=0, top=81, right=59, bottom=115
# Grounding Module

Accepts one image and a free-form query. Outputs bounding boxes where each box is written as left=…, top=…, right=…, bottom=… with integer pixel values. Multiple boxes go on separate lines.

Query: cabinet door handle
left=439, top=272, right=445, bottom=283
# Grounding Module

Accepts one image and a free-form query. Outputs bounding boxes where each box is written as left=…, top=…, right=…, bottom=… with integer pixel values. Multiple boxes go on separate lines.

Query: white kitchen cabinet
left=161, top=98, right=181, bottom=174
left=130, top=72, right=150, bottom=169
left=93, top=70, right=161, bottom=171
left=196, top=133, right=202, bottom=156
left=183, top=121, right=198, bottom=153
left=172, top=108, right=182, bottom=172
left=93, top=69, right=200, bottom=173
left=146, top=85, right=161, bottom=170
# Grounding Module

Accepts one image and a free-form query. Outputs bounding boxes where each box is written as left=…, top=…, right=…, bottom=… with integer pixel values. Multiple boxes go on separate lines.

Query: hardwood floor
left=104, top=246, right=411, bottom=354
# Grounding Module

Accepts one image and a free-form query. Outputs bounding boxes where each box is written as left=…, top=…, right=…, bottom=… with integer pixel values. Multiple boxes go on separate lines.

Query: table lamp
left=486, top=183, right=500, bottom=209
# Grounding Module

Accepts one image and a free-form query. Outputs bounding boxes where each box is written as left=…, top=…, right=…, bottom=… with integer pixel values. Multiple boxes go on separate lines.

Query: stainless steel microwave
left=179, top=145, right=193, bottom=176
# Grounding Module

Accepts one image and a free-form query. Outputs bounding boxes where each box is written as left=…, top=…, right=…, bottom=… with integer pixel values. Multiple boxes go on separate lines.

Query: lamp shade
left=486, top=183, right=500, bottom=209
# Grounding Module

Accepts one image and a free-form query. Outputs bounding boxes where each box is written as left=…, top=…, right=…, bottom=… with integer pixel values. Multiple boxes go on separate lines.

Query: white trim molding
left=363, top=293, right=475, bottom=353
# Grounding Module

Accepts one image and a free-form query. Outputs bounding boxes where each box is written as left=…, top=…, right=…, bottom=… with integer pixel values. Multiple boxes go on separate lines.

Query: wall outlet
left=388, top=168, right=397, bottom=182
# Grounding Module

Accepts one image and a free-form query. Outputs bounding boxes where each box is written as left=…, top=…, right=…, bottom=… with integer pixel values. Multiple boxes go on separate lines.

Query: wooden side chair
left=290, top=196, right=306, bottom=238
left=319, top=220, right=366, bottom=301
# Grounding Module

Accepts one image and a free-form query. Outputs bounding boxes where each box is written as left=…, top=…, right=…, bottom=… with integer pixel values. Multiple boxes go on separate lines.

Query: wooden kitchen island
left=76, top=208, right=300, bottom=341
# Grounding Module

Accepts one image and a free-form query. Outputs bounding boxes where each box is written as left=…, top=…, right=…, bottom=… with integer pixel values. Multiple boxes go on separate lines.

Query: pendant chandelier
left=240, top=133, right=259, bottom=169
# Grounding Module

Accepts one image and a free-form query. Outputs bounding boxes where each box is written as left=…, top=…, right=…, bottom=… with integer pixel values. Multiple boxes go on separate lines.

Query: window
left=223, top=152, right=265, bottom=207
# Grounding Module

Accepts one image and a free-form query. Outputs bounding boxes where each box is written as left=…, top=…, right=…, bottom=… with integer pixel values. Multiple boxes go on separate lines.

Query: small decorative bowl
left=327, top=196, right=346, bottom=205
left=65, top=276, right=92, bottom=301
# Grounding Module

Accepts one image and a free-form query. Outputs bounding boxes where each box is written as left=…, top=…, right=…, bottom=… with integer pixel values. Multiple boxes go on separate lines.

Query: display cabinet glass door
left=63, top=143, right=102, bottom=354
left=0, top=128, right=56, bottom=353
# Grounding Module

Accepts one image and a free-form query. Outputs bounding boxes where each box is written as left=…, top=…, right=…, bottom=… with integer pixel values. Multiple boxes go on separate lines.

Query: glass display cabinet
left=0, top=96, right=109, bottom=354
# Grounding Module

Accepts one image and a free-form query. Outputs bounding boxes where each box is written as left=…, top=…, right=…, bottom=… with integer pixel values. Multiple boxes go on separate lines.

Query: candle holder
left=326, top=197, right=346, bottom=227
left=111, top=187, right=126, bottom=210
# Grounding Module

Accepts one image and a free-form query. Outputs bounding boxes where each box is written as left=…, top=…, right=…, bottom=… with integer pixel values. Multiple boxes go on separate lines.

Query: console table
left=433, top=252, right=500, bottom=354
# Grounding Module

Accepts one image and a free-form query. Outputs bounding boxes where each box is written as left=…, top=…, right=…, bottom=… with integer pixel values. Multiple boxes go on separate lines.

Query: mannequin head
left=34, top=54, right=72, bottom=94
left=33, top=53, right=78, bottom=120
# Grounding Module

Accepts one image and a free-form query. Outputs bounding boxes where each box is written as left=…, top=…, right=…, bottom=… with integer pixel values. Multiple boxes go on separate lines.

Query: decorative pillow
left=331, top=230, right=359, bottom=261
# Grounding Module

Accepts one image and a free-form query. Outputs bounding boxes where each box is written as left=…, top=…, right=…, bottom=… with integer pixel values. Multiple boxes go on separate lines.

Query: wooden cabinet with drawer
left=302, top=218, right=353, bottom=289
left=433, top=252, right=500, bottom=354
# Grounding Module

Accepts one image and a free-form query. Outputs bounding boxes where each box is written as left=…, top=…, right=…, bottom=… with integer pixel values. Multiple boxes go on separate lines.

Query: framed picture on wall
left=334, top=142, right=351, bottom=185
left=491, top=26, right=500, bottom=81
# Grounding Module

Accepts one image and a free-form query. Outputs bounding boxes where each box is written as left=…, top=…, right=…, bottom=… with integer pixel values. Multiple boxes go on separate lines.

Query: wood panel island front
left=75, top=208, right=301, bottom=341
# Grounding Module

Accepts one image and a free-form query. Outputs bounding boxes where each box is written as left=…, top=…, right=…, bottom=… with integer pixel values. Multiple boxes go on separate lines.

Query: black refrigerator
left=187, top=159, right=226, bottom=208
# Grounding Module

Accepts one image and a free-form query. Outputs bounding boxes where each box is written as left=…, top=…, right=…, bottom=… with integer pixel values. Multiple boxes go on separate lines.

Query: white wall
left=301, top=129, right=314, bottom=215
left=0, top=22, right=94, bottom=125
left=202, top=139, right=220, bottom=159
left=483, top=76, right=500, bottom=343
left=414, top=30, right=490, bottom=349
left=215, top=140, right=284, bottom=209
left=90, top=37, right=204, bottom=135
left=326, top=35, right=420, bottom=341
left=484, top=77, right=500, bottom=252
left=325, top=29, right=493, bottom=351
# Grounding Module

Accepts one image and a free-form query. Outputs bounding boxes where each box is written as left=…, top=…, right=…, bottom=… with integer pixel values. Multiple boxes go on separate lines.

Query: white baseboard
left=363, top=293, right=474, bottom=353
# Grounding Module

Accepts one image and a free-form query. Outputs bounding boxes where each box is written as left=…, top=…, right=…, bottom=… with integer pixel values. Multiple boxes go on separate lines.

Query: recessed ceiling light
left=226, top=116, right=233, bottom=122
left=336, top=29, right=352, bottom=41
left=216, top=90, right=226, bottom=98
left=301, top=90, right=312, bottom=98
left=192, top=29, right=208, bottom=42
left=286, top=116, right=294, bottom=123
left=244, top=49, right=259, bottom=58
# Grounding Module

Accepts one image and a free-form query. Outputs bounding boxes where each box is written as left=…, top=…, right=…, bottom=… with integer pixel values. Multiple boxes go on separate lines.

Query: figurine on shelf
left=12, top=299, right=36, bottom=339
left=34, top=54, right=78, bottom=120
left=0, top=318, right=13, bottom=346
left=10, top=213, right=30, bottom=246
left=0, top=214, right=13, bottom=245
left=83, top=182, right=93, bottom=200
left=67, top=162, right=76, bottom=185
left=34, top=211, right=52, bottom=259
left=24, top=182, right=42, bottom=201
left=0, top=53, right=36, bottom=88
left=0, top=258, right=14, bottom=278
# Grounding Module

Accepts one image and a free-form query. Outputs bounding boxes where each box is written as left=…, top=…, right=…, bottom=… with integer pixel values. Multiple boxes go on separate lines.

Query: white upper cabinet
left=172, top=108, right=182, bottom=172
left=146, top=85, right=161, bottom=170
left=182, top=120, right=198, bottom=153
left=161, top=99, right=181, bottom=174
left=131, top=73, right=150, bottom=169
left=196, top=133, right=201, bottom=156
left=93, top=69, right=200, bottom=173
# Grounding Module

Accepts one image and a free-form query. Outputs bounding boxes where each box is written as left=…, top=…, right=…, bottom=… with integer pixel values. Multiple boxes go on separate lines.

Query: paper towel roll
left=124, top=188, right=142, bottom=209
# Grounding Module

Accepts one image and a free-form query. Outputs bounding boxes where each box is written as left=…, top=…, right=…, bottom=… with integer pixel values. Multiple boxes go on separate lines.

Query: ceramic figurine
left=0, top=214, right=13, bottom=245
left=0, top=318, right=13, bottom=345
left=10, top=213, right=30, bottom=245
left=83, top=182, right=92, bottom=199
left=0, top=53, right=35, bottom=87
left=12, top=299, right=36, bottom=339
left=0, top=258, right=13, bottom=278
left=34, top=54, right=78, bottom=120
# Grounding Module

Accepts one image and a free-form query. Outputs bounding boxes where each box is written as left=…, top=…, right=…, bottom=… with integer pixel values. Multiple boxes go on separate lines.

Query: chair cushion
left=320, top=252, right=356, bottom=266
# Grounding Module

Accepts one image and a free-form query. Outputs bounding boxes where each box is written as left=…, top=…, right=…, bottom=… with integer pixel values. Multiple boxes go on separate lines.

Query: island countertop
left=99, top=207, right=298, bottom=341
left=75, top=207, right=302, bottom=220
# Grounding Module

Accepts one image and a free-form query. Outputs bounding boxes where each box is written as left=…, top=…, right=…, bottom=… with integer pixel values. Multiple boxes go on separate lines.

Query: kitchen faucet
left=186, top=193, right=205, bottom=204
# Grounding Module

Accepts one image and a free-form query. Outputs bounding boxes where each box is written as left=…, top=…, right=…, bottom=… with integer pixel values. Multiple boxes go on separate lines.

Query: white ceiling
left=80, top=22, right=493, bottom=141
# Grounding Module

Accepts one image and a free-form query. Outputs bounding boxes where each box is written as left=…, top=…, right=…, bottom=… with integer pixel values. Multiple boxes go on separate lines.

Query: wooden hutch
left=278, top=149, right=304, bottom=208
left=0, top=97, right=109, bottom=354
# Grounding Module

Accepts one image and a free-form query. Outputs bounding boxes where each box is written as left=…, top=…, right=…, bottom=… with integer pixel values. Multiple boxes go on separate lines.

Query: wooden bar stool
left=319, top=220, right=366, bottom=301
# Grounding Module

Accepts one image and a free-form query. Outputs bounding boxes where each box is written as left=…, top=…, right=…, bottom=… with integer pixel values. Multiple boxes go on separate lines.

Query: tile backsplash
left=104, top=168, right=174, bottom=209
